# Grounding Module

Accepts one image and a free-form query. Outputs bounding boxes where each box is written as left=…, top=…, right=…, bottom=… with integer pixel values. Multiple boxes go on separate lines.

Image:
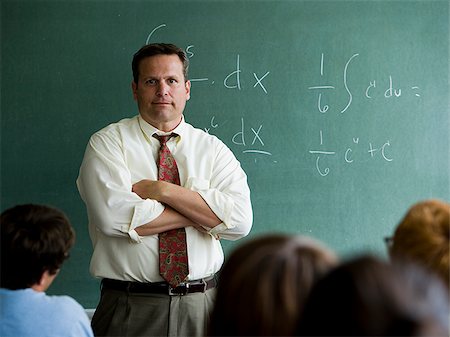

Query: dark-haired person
left=208, top=234, right=338, bottom=336
left=77, top=43, right=253, bottom=336
left=388, top=199, right=449, bottom=288
left=297, top=255, right=449, bottom=336
left=0, top=204, right=93, bottom=337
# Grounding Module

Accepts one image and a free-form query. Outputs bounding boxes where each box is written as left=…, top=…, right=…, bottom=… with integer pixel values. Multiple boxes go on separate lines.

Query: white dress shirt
left=77, top=115, right=253, bottom=282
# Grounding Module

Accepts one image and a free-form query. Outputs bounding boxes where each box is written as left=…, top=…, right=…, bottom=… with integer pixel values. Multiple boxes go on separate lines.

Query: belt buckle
left=168, top=282, right=189, bottom=296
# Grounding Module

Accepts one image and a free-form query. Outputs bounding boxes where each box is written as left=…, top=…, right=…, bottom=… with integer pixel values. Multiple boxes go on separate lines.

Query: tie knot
left=153, top=133, right=177, bottom=145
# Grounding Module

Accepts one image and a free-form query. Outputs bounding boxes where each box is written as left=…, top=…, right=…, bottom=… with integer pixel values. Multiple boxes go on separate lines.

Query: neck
left=141, top=115, right=182, bottom=132
left=31, top=283, right=47, bottom=292
left=31, top=270, right=58, bottom=292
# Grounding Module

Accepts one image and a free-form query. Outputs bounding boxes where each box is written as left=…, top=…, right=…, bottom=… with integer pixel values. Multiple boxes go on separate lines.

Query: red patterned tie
left=153, top=134, right=189, bottom=288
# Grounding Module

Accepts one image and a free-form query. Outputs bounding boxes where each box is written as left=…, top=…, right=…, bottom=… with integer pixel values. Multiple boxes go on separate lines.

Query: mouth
left=152, top=101, right=172, bottom=106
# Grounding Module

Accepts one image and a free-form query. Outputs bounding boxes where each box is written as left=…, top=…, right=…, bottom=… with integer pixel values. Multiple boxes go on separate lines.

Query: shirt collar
left=138, top=115, right=186, bottom=143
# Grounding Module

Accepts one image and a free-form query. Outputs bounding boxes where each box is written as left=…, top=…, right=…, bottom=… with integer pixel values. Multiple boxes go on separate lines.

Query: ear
left=132, top=81, right=138, bottom=101
left=185, top=80, right=191, bottom=101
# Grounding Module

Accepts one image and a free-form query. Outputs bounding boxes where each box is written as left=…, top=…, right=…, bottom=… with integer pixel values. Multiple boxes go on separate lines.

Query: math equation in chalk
left=145, top=25, right=422, bottom=172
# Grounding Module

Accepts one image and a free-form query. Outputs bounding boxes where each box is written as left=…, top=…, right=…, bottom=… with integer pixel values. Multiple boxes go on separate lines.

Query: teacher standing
left=77, top=43, right=253, bottom=337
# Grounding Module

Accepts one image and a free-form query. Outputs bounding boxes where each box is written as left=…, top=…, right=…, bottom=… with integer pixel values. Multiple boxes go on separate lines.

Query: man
left=77, top=43, right=253, bottom=336
left=0, top=204, right=94, bottom=337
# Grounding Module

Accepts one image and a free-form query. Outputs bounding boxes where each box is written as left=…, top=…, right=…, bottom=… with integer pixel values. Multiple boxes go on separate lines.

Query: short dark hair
left=1, top=204, right=75, bottom=289
left=132, top=43, right=189, bottom=84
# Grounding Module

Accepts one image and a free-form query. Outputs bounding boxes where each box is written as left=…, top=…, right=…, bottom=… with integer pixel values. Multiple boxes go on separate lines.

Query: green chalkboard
left=2, top=0, right=449, bottom=308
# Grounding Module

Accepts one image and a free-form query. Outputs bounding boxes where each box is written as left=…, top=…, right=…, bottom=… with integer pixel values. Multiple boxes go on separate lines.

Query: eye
left=145, top=79, right=157, bottom=85
left=168, top=78, right=178, bottom=84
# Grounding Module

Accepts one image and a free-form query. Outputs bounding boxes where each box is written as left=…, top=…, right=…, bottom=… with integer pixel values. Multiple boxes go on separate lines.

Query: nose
left=156, top=81, right=169, bottom=96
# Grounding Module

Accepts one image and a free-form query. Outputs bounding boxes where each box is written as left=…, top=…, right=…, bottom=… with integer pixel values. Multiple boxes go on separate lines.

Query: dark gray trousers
left=91, top=287, right=216, bottom=337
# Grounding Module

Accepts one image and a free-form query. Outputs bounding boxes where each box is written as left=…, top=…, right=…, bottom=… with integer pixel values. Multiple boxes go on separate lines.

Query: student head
left=1, top=204, right=75, bottom=291
left=208, top=234, right=338, bottom=336
left=297, top=255, right=449, bottom=336
left=389, top=199, right=449, bottom=287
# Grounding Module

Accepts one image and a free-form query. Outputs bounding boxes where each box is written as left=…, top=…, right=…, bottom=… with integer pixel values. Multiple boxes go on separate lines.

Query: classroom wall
left=1, top=0, right=448, bottom=308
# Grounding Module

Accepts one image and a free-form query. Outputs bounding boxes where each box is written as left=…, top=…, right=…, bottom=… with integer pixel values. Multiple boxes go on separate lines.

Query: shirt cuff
left=186, top=177, right=236, bottom=233
left=127, top=229, right=142, bottom=243
left=123, top=199, right=165, bottom=243
left=207, top=223, right=228, bottom=239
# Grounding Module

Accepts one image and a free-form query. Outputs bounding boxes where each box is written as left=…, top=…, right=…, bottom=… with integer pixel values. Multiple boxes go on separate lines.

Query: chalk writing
left=309, top=130, right=393, bottom=176
left=204, top=116, right=274, bottom=161
left=341, top=53, right=359, bottom=113
left=365, top=76, right=421, bottom=99
left=144, top=25, right=421, bottom=170
left=231, top=118, right=270, bottom=154
left=308, top=53, right=421, bottom=115
left=253, top=71, right=270, bottom=94
left=145, top=24, right=271, bottom=92
left=146, top=24, right=166, bottom=44
left=305, top=51, right=422, bottom=175
left=186, top=45, right=195, bottom=58
left=224, top=55, right=242, bottom=90
left=144, top=24, right=275, bottom=161
left=307, top=53, right=358, bottom=114
left=223, top=55, right=270, bottom=93
left=203, top=116, right=219, bottom=134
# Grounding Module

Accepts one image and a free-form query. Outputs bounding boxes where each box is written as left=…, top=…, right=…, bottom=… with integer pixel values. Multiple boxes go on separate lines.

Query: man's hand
left=132, top=179, right=167, bottom=201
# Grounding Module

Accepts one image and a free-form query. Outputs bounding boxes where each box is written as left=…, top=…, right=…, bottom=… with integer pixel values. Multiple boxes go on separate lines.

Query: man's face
left=132, top=54, right=191, bottom=131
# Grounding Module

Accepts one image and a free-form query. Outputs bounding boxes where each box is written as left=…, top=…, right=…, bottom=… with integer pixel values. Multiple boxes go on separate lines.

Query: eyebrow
left=142, top=74, right=182, bottom=80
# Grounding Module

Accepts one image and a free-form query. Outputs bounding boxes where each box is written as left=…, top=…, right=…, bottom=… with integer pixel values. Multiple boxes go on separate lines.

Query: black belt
left=102, top=277, right=216, bottom=296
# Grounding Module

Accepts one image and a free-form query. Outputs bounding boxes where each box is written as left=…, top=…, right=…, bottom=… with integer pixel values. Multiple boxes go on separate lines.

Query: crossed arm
left=131, top=179, right=222, bottom=236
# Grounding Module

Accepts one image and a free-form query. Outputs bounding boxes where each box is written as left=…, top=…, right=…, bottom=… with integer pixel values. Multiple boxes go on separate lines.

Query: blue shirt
left=0, top=288, right=93, bottom=337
